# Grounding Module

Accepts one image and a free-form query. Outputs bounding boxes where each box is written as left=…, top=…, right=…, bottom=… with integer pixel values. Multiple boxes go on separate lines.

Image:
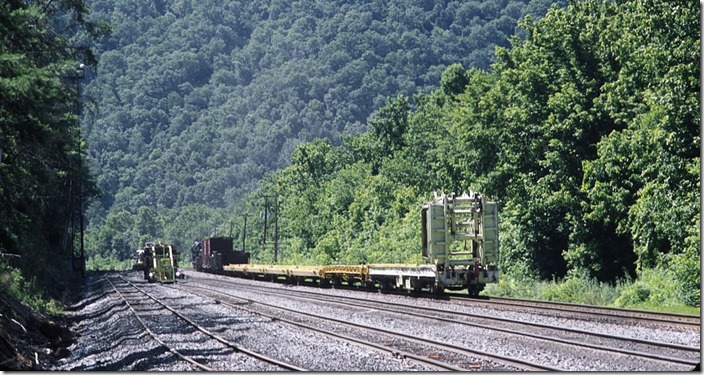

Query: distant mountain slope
left=82, top=0, right=564, bottom=218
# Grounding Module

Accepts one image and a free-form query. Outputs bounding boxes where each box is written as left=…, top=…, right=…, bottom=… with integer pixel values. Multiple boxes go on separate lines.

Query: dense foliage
left=2, top=0, right=697, bottom=313
left=80, top=0, right=565, bottom=262
left=246, top=0, right=700, bottom=307
left=0, top=0, right=105, bottom=296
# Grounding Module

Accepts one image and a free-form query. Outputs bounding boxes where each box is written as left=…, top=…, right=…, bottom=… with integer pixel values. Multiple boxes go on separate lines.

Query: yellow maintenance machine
left=140, top=241, right=180, bottom=283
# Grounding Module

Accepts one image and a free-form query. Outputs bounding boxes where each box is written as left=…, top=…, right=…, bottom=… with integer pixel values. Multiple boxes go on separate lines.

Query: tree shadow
left=69, top=345, right=172, bottom=371
left=66, top=301, right=129, bottom=324
left=65, top=289, right=114, bottom=312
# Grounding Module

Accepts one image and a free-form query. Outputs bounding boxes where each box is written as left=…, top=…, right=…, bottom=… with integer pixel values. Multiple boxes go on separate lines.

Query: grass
left=483, top=268, right=700, bottom=316
left=0, top=263, right=64, bottom=315
left=86, top=254, right=132, bottom=271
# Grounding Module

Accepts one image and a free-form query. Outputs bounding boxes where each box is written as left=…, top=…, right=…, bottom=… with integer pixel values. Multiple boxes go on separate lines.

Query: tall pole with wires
left=242, top=214, right=247, bottom=253
left=262, top=196, right=269, bottom=245
left=273, top=196, right=279, bottom=263
left=67, top=62, right=86, bottom=278
left=78, top=63, right=85, bottom=278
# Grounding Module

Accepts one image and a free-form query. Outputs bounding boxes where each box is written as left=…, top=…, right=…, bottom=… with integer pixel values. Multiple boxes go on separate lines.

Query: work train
left=191, top=191, right=499, bottom=296
left=131, top=241, right=183, bottom=283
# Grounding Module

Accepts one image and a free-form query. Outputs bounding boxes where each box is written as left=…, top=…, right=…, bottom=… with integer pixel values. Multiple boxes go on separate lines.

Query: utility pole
left=262, top=196, right=269, bottom=244
left=66, top=62, right=86, bottom=278
left=273, top=196, right=279, bottom=262
left=77, top=63, right=85, bottom=278
left=261, top=194, right=280, bottom=262
left=242, top=214, right=247, bottom=253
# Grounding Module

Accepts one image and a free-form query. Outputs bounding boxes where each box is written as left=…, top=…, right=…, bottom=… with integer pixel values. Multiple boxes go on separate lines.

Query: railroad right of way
left=51, top=271, right=437, bottom=371
left=48, top=269, right=700, bottom=371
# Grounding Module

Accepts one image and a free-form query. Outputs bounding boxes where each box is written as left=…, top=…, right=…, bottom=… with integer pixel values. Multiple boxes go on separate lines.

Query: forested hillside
left=81, top=0, right=564, bottom=257
left=80, top=0, right=699, bottom=309
left=1, top=0, right=106, bottom=305
left=244, top=0, right=700, bottom=307
left=0, top=0, right=697, bottom=322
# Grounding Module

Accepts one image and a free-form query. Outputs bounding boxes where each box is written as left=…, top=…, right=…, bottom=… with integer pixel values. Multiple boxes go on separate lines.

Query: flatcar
left=197, top=190, right=499, bottom=296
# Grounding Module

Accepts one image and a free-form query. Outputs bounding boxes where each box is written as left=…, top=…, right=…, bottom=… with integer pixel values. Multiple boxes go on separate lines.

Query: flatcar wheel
left=412, top=280, right=422, bottom=294
left=379, top=279, right=391, bottom=293
left=428, top=283, right=442, bottom=296
left=332, top=277, right=342, bottom=288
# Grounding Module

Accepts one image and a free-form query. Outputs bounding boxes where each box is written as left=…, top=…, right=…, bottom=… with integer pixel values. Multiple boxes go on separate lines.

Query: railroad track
left=277, top=276, right=699, bottom=330
left=451, top=295, right=701, bottom=329
left=106, top=275, right=307, bottom=371
left=184, top=274, right=700, bottom=371
left=249, top=272, right=699, bottom=329
left=174, top=280, right=558, bottom=371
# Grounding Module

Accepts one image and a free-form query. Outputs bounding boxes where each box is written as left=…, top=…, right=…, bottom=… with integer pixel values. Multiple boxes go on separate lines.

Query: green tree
left=81, top=0, right=564, bottom=255
left=369, top=95, right=410, bottom=156
left=440, top=63, right=469, bottom=97
left=0, top=0, right=106, bottom=288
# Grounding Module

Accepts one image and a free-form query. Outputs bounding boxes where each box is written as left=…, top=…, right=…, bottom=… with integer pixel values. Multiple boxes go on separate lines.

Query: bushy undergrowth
left=86, top=255, right=132, bottom=271
left=0, top=262, right=63, bottom=315
left=484, top=268, right=700, bottom=315
left=612, top=267, right=700, bottom=315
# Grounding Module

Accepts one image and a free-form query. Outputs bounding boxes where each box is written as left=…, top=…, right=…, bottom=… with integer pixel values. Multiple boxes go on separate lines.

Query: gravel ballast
left=185, top=270, right=701, bottom=372
left=45, top=270, right=701, bottom=371
left=52, top=271, right=436, bottom=371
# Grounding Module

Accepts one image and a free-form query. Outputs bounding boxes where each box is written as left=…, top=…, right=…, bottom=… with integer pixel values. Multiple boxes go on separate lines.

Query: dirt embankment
left=0, top=287, right=78, bottom=370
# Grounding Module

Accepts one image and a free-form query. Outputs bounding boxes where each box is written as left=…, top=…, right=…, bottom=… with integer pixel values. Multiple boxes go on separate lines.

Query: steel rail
left=115, top=275, right=308, bottom=371
left=105, top=276, right=213, bottom=371
left=454, top=295, right=701, bottom=328
left=207, top=267, right=699, bottom=329
left=194, top=277, right=700, bottom=367
left=174, top=283, right=469, bottom=371
left=177, top=281, right=562, bottom=371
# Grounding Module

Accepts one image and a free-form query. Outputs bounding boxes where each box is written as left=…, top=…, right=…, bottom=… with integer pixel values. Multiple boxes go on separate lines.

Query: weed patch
left=0, top=263, right=63, bottom=315
left=484, top=268, right=699, bottom=315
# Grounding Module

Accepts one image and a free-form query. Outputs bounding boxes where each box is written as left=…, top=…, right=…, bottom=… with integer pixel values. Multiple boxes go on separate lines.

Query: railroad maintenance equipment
left=140, top=241, right=180, bottom=283
left=131, top=248, right=147, bottom=271
left=421, top=190, right=499, bottom=296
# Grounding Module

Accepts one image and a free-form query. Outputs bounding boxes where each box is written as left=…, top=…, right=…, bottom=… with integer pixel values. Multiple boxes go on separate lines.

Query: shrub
left=540, top=274, right=619, bottom=305
left=613, top=283, right=650, bottom=307
left=0, top=262, right=63, bottom=315
left=483, top=275, right=541, bottom=299
left=486, top=267, right=699, bottom=315
left=86, top=255, right=130, bottom=271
